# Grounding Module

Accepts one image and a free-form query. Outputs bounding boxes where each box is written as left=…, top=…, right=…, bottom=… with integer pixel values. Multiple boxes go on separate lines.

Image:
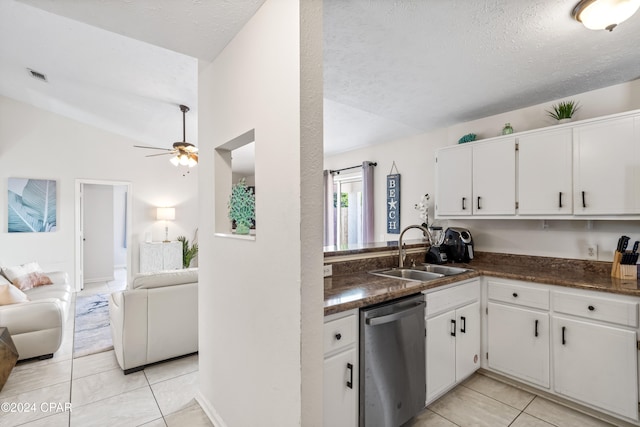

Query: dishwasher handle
left=365, top=301, right=425, bottom=326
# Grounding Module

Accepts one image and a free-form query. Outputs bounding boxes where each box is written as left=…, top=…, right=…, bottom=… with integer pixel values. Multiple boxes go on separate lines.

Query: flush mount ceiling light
left=572, top=0, right=640, bottom=31
left=134, top=104, right=198, bottom=168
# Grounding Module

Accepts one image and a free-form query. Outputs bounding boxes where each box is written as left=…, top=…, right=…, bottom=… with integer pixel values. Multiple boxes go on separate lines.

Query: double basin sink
left=369, top=264, right=470, bottom=282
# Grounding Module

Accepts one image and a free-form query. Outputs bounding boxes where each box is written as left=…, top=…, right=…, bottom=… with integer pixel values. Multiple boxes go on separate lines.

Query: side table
left=0, top=327, right=19, bottom=392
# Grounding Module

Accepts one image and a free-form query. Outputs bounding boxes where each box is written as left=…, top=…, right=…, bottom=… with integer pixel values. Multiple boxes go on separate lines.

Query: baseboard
left=196, top=391, right=228, bottom=427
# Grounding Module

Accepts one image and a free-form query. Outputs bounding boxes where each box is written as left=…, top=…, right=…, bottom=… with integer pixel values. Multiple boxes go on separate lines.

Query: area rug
left=73, top=293, right=113, bottom=358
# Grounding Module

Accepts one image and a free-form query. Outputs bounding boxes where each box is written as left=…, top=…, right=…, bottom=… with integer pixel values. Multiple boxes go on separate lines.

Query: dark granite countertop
left=324, top=252, right=640, bottom=315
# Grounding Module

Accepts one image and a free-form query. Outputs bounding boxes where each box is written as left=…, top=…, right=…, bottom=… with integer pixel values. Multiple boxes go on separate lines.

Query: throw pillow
left=1, top=262, right=53, bottom=291
left=0, top=283, right=30, bottom=305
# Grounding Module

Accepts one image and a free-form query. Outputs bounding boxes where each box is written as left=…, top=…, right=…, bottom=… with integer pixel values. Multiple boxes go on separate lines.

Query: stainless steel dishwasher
left=360, top=293, right=426, bottom=427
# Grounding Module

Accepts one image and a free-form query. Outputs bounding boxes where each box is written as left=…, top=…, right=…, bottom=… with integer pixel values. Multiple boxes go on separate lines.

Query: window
left=333, top=171, right=363, bottom=246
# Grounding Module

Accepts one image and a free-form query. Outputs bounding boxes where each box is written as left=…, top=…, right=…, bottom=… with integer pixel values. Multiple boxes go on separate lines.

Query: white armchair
left=109, top=268, right=198, bottom=374
left=0, top=271, right=71, bottom=360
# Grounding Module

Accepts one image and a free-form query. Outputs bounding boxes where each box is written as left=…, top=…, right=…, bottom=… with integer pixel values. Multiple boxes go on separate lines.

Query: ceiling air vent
left=27, top=68, right=47, bottom=82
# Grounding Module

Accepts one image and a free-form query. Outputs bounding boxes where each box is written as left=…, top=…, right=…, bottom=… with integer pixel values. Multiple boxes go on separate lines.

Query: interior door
left=79, top=183, right=85, bottom=290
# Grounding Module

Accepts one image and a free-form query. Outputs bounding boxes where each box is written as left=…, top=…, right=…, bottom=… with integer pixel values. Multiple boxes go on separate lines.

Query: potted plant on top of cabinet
left=547, top=100, right=580, bottom=123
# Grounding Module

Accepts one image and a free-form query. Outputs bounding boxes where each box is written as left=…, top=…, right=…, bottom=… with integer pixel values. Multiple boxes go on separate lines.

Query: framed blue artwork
left=8, top=178, right=57, bottom=232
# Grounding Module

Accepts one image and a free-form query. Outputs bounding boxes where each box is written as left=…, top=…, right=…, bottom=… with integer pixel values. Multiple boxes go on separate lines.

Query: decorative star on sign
left=388, top=200, right=397, bottom=210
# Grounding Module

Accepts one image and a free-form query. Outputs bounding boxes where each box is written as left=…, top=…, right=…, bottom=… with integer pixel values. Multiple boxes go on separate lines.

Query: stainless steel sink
left=369, top=268, right=445, bottom=282
left=369, top=264, right=470, bottom=282
left=415, top=264, right=470, bottom=276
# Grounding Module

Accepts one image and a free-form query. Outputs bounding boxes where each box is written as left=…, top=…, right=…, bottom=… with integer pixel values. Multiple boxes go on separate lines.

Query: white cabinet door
left=488, top=302, right=550, bottom=388
left=324, top=348, right=358, bottom=427
left=472, top=138, right=516, bottom=215
left=455, top=302, right=481, bottom=381
left=426, top=301, right=480, bottom=403
left=573, top=116, right=640, bottom=215
left=552, top=316, right=638, bottom=421
left=426, top=310, right=456, bottom=402
left=518, top=129, right=573, bottom=215
left=435, top=146, right=472, bottom=216
left=163, top=242, right=183, bottom=270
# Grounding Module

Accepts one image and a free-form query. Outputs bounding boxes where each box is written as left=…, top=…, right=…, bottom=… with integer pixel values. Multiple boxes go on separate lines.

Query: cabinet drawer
left=553, top=291, right=638, bottom=328
left=426, top=280, right=480, bottom=317
left=488, top=281, right=549, bottom=310
left=324, top=314, right=357, bottom=354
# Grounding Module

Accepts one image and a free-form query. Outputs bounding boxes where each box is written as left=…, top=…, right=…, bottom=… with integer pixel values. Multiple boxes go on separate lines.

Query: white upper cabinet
left=435, top=145, right=472, bottom=216
left=436, top=110, right=640, bottom=219
left=472, top=138, right=516, bottom=215
left=518, top=129, right=573, bottom=215
left=573, top=116, right=640, bottom=215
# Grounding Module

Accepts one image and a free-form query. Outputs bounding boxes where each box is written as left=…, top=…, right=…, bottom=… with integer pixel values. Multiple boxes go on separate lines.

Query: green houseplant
left=228, top=178, right=255, bottom=235
left=177, top=235, right=198, bottom=268
left=547, top=100, right=580, bottom=121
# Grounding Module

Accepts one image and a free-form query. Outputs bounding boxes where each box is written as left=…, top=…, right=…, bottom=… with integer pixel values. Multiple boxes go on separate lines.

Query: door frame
left=74, top=179, right=133, bottom=293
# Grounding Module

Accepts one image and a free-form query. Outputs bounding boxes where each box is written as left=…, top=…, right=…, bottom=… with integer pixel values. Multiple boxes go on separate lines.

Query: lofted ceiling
left=1, top=0, right=640, bottom=166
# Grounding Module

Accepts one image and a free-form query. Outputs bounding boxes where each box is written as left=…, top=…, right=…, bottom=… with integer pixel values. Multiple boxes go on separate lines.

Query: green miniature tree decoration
left=177, top=235, right=198, bottom=268
left=228, top=178, right=255, bottom=235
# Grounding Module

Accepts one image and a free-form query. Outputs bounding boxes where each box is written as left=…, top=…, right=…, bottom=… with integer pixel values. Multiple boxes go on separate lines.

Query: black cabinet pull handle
left=335, top=333, right=342, bottom=340
left=346, top=363, right=353, bottom=389
left=460, top=316, right=466, bottom=333
left=477, top=196, right=482, bottom=210
left=462, top=197, right=466, bottom=210
left=562, top=326, right=566, bottom=345
left=535, top=319, right=539, bottom=337
left=559, top=192, right=563, bottom=208
left=512, top=292, right=518, bottom=298
left=588, top=305, right=595, bottom=311
left=451, top=319, right=456, bottom=337
left=582, top=191, right=586, bottom=208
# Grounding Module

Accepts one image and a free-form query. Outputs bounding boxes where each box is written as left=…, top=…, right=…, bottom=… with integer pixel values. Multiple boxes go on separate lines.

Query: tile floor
left=0, top=270, right=622, bottom=426
left=0, top=270, right=213, bottom=427
left=410, top=374, right=617, bottom=427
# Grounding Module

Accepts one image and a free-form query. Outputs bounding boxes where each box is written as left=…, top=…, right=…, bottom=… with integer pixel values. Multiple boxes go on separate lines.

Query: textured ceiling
left=2, top=0, right=640, bottom=162
left=323, top=0, right=640, bottom=154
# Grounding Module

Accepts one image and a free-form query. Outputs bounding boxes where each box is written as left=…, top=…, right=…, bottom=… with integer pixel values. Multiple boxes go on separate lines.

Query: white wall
left=83, top=184, right=114, bottom=282
left=198, top=0, right=323, bottom=425
left=325, top=80, right=640, bottom=261
left=0, top=95, right=199, bottom=286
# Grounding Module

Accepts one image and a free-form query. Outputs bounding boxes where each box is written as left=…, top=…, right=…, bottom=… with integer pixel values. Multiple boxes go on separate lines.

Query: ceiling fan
left=135, top=104, right=198, bottom=168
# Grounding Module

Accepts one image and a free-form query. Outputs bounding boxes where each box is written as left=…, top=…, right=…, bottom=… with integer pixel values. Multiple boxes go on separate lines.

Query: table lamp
left=157, top=207, right=175, bottom=242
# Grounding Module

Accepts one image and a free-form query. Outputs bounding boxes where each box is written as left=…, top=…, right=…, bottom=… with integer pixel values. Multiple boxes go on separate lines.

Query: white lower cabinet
left=487, top=280, right=550, bottom=388
left=486, top=278, right=640, bottom=422
left=425, top=280, right=481, bottom=403
left=324, top=310, right=358, bottom=427
left=488, top=303, right=550, bottom=388
left=552, top=316, right=638, bottom=420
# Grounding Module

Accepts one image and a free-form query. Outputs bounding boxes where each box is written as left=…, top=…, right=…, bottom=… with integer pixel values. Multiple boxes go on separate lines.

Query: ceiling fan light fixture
left=179, top=153, right=189, bottom=166
left=187, top=156, right=197, bottom=168
left=170, top=155, right=180, bottom=166
left=572, top=0, right=640, bottom=31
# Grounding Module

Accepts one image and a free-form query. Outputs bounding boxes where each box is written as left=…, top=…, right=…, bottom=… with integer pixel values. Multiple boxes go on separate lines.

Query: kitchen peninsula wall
left=324, top=79, right=640, bottom=262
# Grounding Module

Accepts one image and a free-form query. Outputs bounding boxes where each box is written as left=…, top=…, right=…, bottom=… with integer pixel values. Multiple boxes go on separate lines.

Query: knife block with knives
left=611, top=236, right=639, bottom=280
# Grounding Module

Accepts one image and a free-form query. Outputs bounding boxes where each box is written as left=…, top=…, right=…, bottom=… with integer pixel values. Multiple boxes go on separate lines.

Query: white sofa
left=0, top=271, right=72, bottom=360
left=109, top=268, right=198, bottom=374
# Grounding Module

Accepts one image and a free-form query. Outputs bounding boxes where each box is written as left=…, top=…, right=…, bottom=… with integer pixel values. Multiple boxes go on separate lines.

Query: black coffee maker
left=442, top=227, right=474, bottom=262
left=425, top=226, right=448, bottom=264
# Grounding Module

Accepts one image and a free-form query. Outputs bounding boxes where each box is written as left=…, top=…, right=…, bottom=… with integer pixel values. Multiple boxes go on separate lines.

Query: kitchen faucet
left=398, top=224, right=433, bottom=268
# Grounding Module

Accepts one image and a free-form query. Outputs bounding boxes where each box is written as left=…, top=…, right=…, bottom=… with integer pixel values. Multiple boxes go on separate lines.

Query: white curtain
left=323, top=170, right=335, bottom=247
left=362, top=161, right=375, bottom=244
